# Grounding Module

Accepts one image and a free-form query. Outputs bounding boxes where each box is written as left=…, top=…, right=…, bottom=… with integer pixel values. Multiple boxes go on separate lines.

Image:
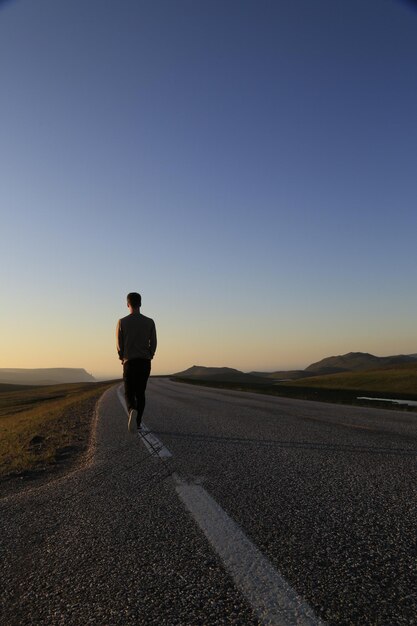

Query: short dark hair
left=127, top=292, right=142, bottom=308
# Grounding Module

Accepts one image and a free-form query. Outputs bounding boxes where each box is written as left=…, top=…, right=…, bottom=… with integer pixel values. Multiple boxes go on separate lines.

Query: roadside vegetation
left=0, top=380, right=116, bottom=481
left=172, top=363, right=417, bottom=409
left=286, top=362, right=417, bottom=395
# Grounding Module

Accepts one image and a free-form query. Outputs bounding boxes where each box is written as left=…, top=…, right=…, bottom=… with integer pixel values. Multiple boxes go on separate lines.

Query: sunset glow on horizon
left=1, top=0, right=417, bottom=379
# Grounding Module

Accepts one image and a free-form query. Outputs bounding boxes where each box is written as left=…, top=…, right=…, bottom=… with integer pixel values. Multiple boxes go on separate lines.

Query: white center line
left=116, top=385, right=325, bottom=626
left=174, top=476, right=325, bottom=626
left=117, top=386, right=172, bottom=457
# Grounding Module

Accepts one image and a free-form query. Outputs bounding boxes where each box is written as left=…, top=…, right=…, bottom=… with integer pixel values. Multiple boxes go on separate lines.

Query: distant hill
left=173, top=352, right=417, bottom=385
left=172, top=365, right=269, bottom=384
left=305, top=352, right=417, bottom=375
left=174, top=365, right=240, bottom=378
left=287, top=361, right=417, bottom=396
left=0, top=368, right=95, bottom=385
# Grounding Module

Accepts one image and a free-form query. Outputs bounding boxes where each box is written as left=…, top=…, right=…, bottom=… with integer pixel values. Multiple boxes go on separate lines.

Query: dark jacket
left=116, top=312, right=157, bottom=363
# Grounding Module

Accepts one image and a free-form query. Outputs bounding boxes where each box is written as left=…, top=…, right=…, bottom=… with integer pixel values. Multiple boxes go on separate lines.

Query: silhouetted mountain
left=174, top=353, right=417, bottom=385
left=172, top=365, right=269, bottom=384
left=0, top=368, right=95, bottom=385
left=174, top=365, right=239, bottom=378
left=305, top=352, right=417, bottom=374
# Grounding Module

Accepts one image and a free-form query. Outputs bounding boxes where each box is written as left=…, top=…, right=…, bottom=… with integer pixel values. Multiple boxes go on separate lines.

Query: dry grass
left=286, top=363, right=417, bottom=395
left=0, top=381, right=117, bottom=479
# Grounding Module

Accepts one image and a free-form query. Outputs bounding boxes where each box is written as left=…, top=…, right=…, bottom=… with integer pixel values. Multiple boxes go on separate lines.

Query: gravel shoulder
left=0, top=391, right=104, bottom=500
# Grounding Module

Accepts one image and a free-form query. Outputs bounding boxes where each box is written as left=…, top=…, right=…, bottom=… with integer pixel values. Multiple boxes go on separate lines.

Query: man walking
left=116, top=292, right=157, bottom=433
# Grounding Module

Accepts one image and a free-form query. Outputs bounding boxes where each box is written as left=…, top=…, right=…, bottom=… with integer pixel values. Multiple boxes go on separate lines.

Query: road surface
left=1, top=379, right=416, bottom=625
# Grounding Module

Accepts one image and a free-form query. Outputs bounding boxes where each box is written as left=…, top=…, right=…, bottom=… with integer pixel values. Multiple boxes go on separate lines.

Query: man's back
left=117, top=312, right=157, bottom=362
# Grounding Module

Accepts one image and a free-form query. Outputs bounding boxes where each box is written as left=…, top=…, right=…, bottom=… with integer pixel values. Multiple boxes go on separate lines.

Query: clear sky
left=1, top=0, right=416, bottom=379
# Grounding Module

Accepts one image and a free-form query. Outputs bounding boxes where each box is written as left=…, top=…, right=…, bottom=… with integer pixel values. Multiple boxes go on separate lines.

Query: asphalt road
left=1, top=379, right=416, bottom=625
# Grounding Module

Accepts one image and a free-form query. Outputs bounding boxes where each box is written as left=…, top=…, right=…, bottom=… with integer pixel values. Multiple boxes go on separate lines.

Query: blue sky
left=1, top=0, right=416, bottom=377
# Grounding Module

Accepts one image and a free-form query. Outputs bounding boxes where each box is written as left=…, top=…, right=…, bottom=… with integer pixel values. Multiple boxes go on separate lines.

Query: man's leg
left=134, top=359, right=151, bottom=427
left=123, top=361, right=137, bottom=413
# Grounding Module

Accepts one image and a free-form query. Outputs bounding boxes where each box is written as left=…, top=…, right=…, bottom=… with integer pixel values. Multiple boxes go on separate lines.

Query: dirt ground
left=0, top=391, right=108, bottom=499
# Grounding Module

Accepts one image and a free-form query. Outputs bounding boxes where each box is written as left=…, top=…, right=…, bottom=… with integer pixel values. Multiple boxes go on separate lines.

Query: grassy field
left=286, top=362, right=417, bottom=395
left=0, top=380, right=117, bottom=480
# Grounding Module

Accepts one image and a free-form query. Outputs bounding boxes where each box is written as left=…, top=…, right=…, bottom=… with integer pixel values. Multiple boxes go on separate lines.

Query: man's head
left=127, top=292, right=141, bottom=312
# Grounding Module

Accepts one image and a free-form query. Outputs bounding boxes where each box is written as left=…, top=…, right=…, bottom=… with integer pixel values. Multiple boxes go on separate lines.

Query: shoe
left=128, top=409, right=138, bottom=433
left=137, top=425, right=149, bottom=438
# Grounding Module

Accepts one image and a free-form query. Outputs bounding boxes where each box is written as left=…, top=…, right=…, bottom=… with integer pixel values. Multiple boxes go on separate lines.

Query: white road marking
left=116, top=385, right=324, bottom=625
left=117, top=386, right=172, bottom=457
left=174, top=475, right=324, bottom=626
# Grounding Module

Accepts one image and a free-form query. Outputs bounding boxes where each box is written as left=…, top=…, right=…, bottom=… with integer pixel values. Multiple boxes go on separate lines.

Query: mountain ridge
left=173, top=352, right=417, bottom=382
left=172, top=365, right=270, bottom=384
left=305, top=351, right=416, bottom=374
left=0, top=368, right=95, bottom=385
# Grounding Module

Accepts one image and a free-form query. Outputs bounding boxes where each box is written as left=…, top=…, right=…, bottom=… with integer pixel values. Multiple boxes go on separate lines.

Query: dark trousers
left=123, top=358, right=151, bottom=425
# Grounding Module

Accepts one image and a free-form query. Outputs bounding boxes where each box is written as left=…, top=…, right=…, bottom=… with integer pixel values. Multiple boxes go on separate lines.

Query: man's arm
left=150, top=322, right=157, bottom=359
left=116, top=319, right=124, bottom=362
